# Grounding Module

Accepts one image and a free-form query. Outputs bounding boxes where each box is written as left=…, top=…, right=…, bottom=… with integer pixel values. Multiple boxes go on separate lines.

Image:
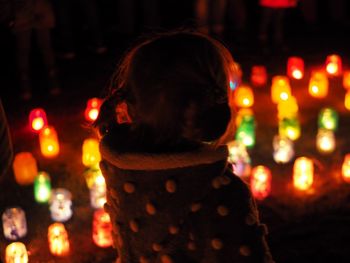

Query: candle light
left=234, top=84, right=254, bottom=108
left=318, top=107, right=338, bottom=131
left=287, top=57, right=304, bottom=80
left=251, top=166, right=272, bottom=200
left=250, top=65, right=267, bottom=87
left=39, top=126, right=60, bottom=158
left=92, top=209, right=113, bottom=247
left=227, top=140, right=251, bottom=177
left=2, top=207, right=27, bottom=240
left=345, top=91, right=350, bottom=110
left=12, top=152, right=38, bottom=185
left=90, top=174, right=107, bottom=209
left=342, top=154, right=350, bottom=183
left=5, top=242, right=28, bottom=263
left=279, top=117, right=301, bottom=141
left=316, top=129, right=336, bottom=154
left=85, top=98, right=102, bottom=122
left=29, top=108, right=48, bottom=132
left=48, top=223, right=70, bottom=256
left=293, top=157, right=313, bottom=191
left=235, top=114, right=256, bottom=148
left=34, top=171, right=51, bottom=203
left=343, top=70, right=350, bottom=90
left=277, top=95, right=298, bottom=120
left=273, top=135, right=294, bottom=163
left=271, top=76, right=291, bottom=104
left=308, top=70, right=329, bottom=98
left=82, top=138, right=101, bottom=167
left=49, top=189, right=73, bottom=222
left=325, top=54, right=342, bottom=76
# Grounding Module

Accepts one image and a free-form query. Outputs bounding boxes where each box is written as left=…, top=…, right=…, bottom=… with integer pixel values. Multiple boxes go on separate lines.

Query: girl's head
left=95, top=31, right=239, bottom=151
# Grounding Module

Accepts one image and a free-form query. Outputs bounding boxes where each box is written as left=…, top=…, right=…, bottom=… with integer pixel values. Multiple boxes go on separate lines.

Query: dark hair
left=95, top=30, right=239, bottom=152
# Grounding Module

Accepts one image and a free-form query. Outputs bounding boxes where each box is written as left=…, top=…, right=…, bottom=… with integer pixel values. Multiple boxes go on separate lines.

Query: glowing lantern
left=93, top=209, right=113, bottom=247
left=234, top=84, right=254, bottom=108
left=325, top=54, right=342, bottom=76
left=227, top=140, right=251, bottom=177
left=90, top=174, right=107, bottom=209
left=34, top=171, right=51, bottom=203
left=49, top=188, right=73, bottom=222
left=5, top=242, right=28, bottom=263
left=2, top=207, right=27, bottom=240
left=48, top=223, right=70, bottom=256
left=82, top=138, right=101, bottom=167
left=293, top=157, right=313, bottom=191
left=235, top=115, right=255, bottom=148
left=308, top=70, right=329, bottom=98
left=279, top=117, right=301, bottom=141
left=318, top=107, right=338, bottom=131
left=83, top=165, right=102, bottom=189
left=342, top=154, right=350, bottom=183
left=287, top=57, right=304, bottom=80
left=39, top=126, right=60, bottom=158
left=345, top=91, right=350, bottom=110
left=277, top=95, right=299, bottom=120
left=12, top=152, right=38, bottom=185
left=316, top=129, right=335, bottom=154
left=29, top=108, right=48, bottom=132
left=271, top=76, right=291, bottom=104
left=235, top=108, right=254, bottom=127
left=273, top=135, right=294, bottom=163
left=251, top=166, right=272, bottom=200
left=85, top=98, right=102, bottom=122
left=343, top=70, right=350, bottom=90
left=250, top=65, right=267, bottom=87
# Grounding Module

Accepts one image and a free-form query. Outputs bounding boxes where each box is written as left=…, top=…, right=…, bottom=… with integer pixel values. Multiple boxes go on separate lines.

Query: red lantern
left=287, top=57, right=304, bottom=80
left=84, top=98, right=102, bottom=122
left=250, top=65, right=267, bottom=87
left=92, top=209, right=113, bottom=247
left=250, top=165, right=272, bottom=200
left=325, top=54, right=342, bottom=76
left=29, top=108, right=48, bottom=132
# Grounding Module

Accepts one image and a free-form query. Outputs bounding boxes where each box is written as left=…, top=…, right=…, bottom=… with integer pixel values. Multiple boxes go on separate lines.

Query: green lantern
left=318, top=107, right=338, bottom=131
left=235, top=115, right=256, bottom=148
left=34, top=171, right=51, bottom=203
left=279, top=117, right=301, bottom=141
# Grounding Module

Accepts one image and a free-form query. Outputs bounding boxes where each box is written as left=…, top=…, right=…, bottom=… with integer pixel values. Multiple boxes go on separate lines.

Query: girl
left=95, top=31, right=274, bottom=263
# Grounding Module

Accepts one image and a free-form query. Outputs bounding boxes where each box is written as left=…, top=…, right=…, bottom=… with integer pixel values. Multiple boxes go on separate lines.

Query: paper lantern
left=308, top=70, right=329, bottom=98
left=5, top=242, right=28, bottom=263
left=234, top=84, right=254, bottom=108
left=85, top=98, right=102, bottom=122
left=93, top=209, right=113, bottom=247
left=345, top=91, right=350, bottom=110
left=342, top=154, right=350, bottom=183
left=316, top=129, right=335, bottom=154
left=251, top=166, right=272, bottom=200
left=39, top=126, right=60, bottom=158
left=277, top=95, right=298, bottom=120
left=48, top=223, right=70, bottom=256
left=235, top=115, right=256, bottom=148
left=90, top=174, right=107, bottom=209
left=325, top=54, right=342, bottom=76
left=29, top=108, right=48, bottom=132
left=82, top=138, right=101, bottom=167
left=318, top=107, right=338, bottom=131
left=293, top=157, right=313, bottom=191
left=251, top=65, right=267, bottom=87
left=227, top=140, right=251, bottom=177
left=273, top=135, right=294, bottom=163
left=287, top=57, right=304, bottom=80
left=279, top=117, right=301, bottom=141
left=12, top=152, right=38, bottom=185
left=271, top=76, right=291, bottom=104
left=49, top=189, right=73, bottom=222
left=343, top=70, right=350, bottom=90
left=83, top=165, right=102, bottom=189
left=34, top=171, right=51, bottom=203
left=2, top=207, right=27, bottom=240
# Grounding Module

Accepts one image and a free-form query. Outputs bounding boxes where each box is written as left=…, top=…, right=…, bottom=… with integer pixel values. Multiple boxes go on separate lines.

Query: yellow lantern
left=271, top=76, right=291, bottom=104
left=325, top=54, right=342, bottom=76
left=48, top=223, right=70, bottom=256
left=234, top=84, right=254, bottom=108
left=342, top=154, right=350, bottom=183
left=12, top=152, right=38, bottom=185
left=277, top=95, right=299, bottom=120
left=345, top=91, right=350, bottom=110
left=5, top=242, right=28, bottom=263
left=308, top=70, right=329, bottom=98
left=82, top=138, right=101, bottom=167
left=250, top=165, right=272, bottom=200
left=343, top=70, right=350, bottom=90
left=293, top=157, right=313, bottom=191
left=316, top=129, right=336, bottom=154
left=39, top=126, right=60, bottom=158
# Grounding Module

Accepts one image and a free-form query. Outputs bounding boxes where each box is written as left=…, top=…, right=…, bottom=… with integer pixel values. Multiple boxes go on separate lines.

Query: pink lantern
left=29, top=108, right=48, bottom=132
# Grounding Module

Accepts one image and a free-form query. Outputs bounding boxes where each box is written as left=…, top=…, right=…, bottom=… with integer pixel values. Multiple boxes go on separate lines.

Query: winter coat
left=259, top=0, right=297, bottom=8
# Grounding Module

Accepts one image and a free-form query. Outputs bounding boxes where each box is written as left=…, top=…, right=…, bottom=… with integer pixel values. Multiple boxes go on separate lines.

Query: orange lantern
left=271, top=76, right=291, bottom=104
left=287, top=57, right=304, bottom=80
left=39, top=126, right=60, bottom=158
left=82, top=138, right=101, bottom=167
left=325, top=54, right=342, bottom=76
left=5, top=242, right=28, bottom=263
left=234, top=84, right=254, bottom=108
left=277, top=95, right=298, bottom=120
left=250, top=165, right=272, bottom=200
left=342, top=154, right=350, bottom=183
left=48, top=223, right=70, bottom=256
left=308, top=70, right=329, bottom=98
left=92, top=209, right=113, bottom=247
left=250, top=65, right=267, bottom=87
left=12, top=152, right=38, bottom=185
left=29, top=108, right=48, bottom=132
left=345, top=91, right=350, bottom=110
left=85, top=98, right=102, bottom=122
left=293, top=157, right=313, bottom=191
left=343, top=70, right=350, bottom=90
